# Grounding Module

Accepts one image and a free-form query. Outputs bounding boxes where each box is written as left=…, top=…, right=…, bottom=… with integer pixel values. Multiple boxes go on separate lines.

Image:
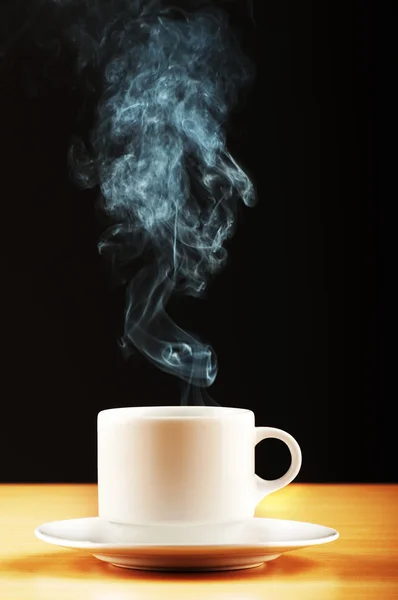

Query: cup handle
left=254, top=427, right=302, bottom=504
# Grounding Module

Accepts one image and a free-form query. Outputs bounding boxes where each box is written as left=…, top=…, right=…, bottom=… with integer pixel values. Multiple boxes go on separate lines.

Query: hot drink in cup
left=97, top=406, right=302, bottom=538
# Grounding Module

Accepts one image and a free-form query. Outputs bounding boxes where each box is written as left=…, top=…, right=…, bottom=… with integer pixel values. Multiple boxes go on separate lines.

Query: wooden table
left=0, top=484, right=397, bottom=599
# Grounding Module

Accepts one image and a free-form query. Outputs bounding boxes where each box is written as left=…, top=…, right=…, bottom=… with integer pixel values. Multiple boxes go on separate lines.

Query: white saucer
left=35, top=517, right=339, bottom=571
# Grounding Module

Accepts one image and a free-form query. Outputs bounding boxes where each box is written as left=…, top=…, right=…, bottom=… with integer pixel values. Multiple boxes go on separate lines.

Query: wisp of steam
left=65, top=0, right=256, bottom=401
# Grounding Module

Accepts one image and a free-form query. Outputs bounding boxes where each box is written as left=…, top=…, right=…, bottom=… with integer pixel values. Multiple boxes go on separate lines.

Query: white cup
left=97, top=406, right=302, bottom=526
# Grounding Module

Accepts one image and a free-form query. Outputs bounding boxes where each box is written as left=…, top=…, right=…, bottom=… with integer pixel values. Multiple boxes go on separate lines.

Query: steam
left=65, top=1, right=256, bottom=399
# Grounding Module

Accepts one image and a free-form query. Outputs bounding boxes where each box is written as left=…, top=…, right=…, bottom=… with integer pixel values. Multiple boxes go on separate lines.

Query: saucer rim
left=34, top=517, right=339, bottom=550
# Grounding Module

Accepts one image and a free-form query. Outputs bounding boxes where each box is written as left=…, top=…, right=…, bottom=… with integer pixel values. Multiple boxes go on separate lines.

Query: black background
left=1, top=1, right=393, bottom=483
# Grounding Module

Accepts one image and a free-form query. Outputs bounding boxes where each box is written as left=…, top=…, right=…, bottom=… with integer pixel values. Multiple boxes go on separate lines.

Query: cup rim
left=98, top=406, right=254, bottom=421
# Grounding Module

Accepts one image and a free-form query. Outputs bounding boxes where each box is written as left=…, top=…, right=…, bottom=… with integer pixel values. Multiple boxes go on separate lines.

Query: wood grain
left=0, top=484, right=397, bottom=599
